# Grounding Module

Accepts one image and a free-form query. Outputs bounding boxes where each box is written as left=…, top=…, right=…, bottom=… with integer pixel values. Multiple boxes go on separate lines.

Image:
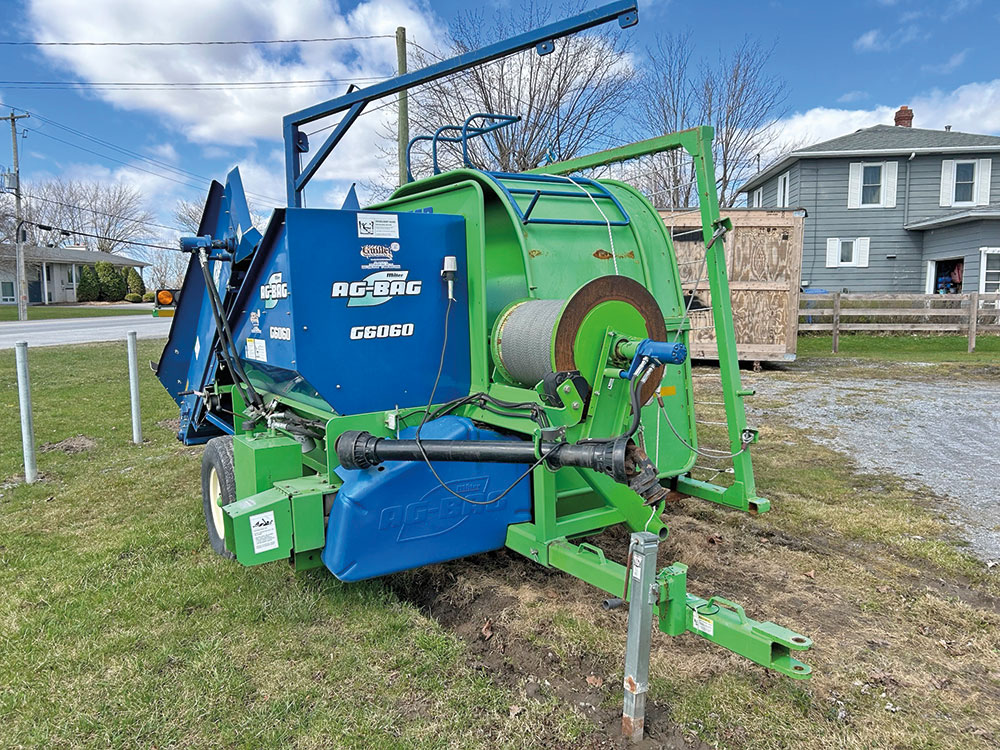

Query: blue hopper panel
left=322, top=417, right=532, bottom=581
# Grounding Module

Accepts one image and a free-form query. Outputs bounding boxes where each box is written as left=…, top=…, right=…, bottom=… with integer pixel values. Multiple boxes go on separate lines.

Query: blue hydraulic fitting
left=621, top=339, right=687, bottom=379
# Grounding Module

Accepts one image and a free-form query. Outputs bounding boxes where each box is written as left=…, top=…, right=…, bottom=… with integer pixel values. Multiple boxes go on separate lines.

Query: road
left=0, top=315, right=171, bottom=349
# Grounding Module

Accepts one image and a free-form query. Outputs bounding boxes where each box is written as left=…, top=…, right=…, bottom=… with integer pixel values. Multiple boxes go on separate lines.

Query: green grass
left=798, top=333, right=1000, bottom=363
left=0, top=340, right=572, bottom=749
left=3, top=342, right=999, bottom=748
left=0, top=305, right=149, bottom=321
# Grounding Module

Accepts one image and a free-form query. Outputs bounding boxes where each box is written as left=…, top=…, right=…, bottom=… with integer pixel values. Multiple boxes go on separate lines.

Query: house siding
left=744, top=151, right=1000, bottom=293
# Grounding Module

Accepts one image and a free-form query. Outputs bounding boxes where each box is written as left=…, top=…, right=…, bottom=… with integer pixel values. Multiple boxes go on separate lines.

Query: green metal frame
left=531, top=127, right=766, bottom=513
left=210, top=125, right=810, bottom=680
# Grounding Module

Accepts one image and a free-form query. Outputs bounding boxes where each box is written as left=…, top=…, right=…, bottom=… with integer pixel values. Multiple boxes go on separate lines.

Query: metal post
left=831, top=291, right=841, bottom=353
left=622, top=531, right=659, bottom=742
left=127, top=330, right=142, bottom=444
left=14, top=341, right=37, bottom=483
left=4, top=110, right=30, bottom=321
left=396, top=26, right=409, bottom=187
left=968, top=291, right=979, bottom=353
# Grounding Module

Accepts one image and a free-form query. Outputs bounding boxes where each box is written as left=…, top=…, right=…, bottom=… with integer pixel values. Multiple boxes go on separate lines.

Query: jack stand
left=621, top=531, right=659, bottom=742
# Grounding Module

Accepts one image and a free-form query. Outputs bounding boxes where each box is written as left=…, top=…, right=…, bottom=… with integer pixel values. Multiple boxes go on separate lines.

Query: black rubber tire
left=201, top=436, right=237, bottom=560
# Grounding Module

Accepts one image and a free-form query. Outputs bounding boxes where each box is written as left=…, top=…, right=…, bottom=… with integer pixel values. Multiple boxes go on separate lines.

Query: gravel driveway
left=744, top=368, right=1000, bottom=562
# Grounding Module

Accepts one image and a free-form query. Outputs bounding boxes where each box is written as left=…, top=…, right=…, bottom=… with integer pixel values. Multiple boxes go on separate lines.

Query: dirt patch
left=157, top=418, right=181, bottom=432
left=40, top=435, right=97, bottom=454
left=387, top=551, right=712, bottom=750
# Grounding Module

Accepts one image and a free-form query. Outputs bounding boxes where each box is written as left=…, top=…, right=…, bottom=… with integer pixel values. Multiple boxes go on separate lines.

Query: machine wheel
left=202, top=436, right=236, bottom=560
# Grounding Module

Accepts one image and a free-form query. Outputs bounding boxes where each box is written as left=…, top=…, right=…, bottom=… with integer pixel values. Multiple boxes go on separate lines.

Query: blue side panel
left=155, top=168, right=265, bottom=444
left=230, top=208, right=470, bottom=415
left=322, top=417, right=532, bottom=581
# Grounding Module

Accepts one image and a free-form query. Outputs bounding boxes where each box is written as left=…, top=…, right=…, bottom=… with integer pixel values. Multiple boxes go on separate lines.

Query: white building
left=0, top=244, right=148, bottom=304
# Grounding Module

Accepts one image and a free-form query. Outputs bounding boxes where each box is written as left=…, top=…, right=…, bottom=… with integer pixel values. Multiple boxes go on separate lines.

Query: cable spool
left=491, top=276, right=668, bottom=405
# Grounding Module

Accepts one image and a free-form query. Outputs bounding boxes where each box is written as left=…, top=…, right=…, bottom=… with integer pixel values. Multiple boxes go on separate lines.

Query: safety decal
left=331, top=269, right=422, bottom=307
left=249, top=510, right=279, bottom=554
left=245, top=337, right=268, bottom=363
left=692, top=610, right=714, bottom=637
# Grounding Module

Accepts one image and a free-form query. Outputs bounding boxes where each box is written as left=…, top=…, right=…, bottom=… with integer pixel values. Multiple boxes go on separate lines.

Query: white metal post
left=127, top=330, right=142, bottom=445
left=15, top=340, right=37, bottom=483
left=622, top=531, right=659, bottom=742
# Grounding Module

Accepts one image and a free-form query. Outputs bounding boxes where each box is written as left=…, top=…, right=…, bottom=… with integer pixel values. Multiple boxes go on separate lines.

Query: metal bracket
left=622, top=531, right=658, bottom=742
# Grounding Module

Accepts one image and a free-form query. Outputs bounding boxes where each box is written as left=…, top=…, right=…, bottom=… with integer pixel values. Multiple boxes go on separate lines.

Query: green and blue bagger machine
left=155, top=1, right=812, bottom=731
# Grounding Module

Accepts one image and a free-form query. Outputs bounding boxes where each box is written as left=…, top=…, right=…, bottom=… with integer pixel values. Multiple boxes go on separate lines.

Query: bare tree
left=173, top=198, right=204, bottom=234
left=145, top=248, right=189, bottom=289
left=382, top=0, right=636, bottom=184
left=0, top=179, right=155, bottom=252
left=640, top=35, right=787, bottom=207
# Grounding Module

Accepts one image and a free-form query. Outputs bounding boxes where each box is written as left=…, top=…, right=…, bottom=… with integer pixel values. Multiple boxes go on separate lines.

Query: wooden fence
left=798, top=292, right=1000, bottom=352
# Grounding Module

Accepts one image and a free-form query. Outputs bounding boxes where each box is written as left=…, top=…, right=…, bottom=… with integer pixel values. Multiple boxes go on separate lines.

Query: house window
left=861, top=164, right=882, bottom=205
left=776, top=172, right=790, bottom=207
left=826, top=237, right=870, bottom=268
left=752, top=188, right=762, bottom=208
left=941, top=158, right=991, bottom=207
left=1, top=280, right=13, bottom=303
left=849, top=161, right=897, bottom=208
left=982, top=248, right=1000, bottom=294
left=954, top=161, right=976, bottom=204
left=840, top=240, right=856, bottom=265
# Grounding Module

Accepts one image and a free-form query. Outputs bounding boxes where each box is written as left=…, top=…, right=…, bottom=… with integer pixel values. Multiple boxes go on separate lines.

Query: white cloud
left=853, top=24, right=923, bottom=52
left=921, top=49, right=968, bottom=74
left=26, top=0, right=445, bottom=191
left=836, top=90, right=869, bottom=104
left=769, top=78, right=1000, bottom=160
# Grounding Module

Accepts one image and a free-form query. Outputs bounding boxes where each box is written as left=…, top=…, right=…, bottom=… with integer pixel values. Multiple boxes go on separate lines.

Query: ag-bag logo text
left=331, top=270, right=421, bottom=307
left=260, top=272, right=288, bottom=309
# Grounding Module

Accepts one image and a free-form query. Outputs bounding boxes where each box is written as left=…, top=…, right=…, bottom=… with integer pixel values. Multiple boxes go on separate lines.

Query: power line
left=0, top=100, right=285, bottom=205
left=1, top=212, right=180, bottom=251
left=0, top=76, right=386, bottom=91
left=0, top=34, right=395, bottom=47
left=19, top=192, right=186, bottom=233
left=29, top=129, right=221, bottom=193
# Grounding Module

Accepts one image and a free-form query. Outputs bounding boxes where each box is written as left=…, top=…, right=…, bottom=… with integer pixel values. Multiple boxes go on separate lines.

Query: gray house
left=740, top=106, right=1000, bottom=296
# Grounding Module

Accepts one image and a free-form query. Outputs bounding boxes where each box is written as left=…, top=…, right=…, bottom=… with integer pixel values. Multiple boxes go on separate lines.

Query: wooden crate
left=660, top=208, right=803, bottom=363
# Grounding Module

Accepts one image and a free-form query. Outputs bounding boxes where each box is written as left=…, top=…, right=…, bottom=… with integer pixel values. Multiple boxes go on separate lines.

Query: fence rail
left=798, top=292, right=1000, bottom=352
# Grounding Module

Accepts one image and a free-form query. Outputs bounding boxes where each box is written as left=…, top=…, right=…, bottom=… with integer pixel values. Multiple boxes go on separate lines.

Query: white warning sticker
left=357, top=212, right=399, bottom=239
left=249, top=510, right=279, bottom=554
left=692, top=610, right=714, bottom=637
left=244, top=337, right=268, bottom=363
left=631, top=557, right=642, bottom=581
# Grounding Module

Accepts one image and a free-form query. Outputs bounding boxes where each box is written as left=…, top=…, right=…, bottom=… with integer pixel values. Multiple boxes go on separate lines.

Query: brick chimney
left=894, top=105, right=913, bottom=128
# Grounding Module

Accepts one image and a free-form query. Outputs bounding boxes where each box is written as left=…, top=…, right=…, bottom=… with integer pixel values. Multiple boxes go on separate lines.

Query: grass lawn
left=0, top=305, right=149, bottom=322
left=2, top=341, right=998, bottom=748
left=798, top=333, right=1000, bottom=363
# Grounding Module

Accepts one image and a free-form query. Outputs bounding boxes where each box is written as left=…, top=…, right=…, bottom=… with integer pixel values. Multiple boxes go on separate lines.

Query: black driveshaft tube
left=336, top=430, right=630, bottom=484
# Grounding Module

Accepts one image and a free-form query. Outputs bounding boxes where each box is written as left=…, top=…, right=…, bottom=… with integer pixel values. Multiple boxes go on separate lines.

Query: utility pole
left=4, top=110, right=30, bottom=321
left=396, top=26, right=409, bottom=187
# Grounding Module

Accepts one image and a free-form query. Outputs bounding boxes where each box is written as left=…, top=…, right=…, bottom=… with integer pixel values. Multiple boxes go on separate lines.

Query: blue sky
left=0, top=0, right=995, bottom=243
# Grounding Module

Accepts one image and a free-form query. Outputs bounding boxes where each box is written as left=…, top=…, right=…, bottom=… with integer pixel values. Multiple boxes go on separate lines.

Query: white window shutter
left=940, top=160, right=955, bottom=206
left=826, top=238, right=840, bottom=268
left=977, top=158, right=992, bottom=205
left=883, top=161, right=898, bottom=208
left=847, top=163, right=862, bottom=209
left=856, top=237, right=871, bottom=268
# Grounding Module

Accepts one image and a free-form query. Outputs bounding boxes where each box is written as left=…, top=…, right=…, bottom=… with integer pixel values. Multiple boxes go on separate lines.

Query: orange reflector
left=659, top=385, right=676, bottom=397
left=156, top=289, right=174, bottom=306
